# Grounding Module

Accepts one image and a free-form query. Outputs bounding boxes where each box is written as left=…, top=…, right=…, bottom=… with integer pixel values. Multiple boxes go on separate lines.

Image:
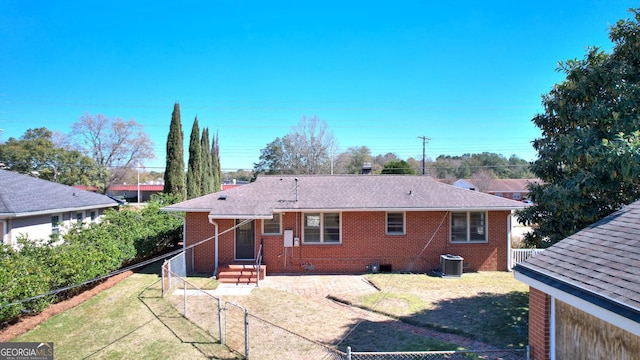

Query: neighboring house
left=0, top=170, right=119, bottom=246
left=162, top=175, right=525, bottom=277
left=514, top=201, right=640, bottom=360
left=108, top=184, right=164, bottom=203
left=451, top=178, right=540, bottom=201
left=485, top=179, right=540, bottom=201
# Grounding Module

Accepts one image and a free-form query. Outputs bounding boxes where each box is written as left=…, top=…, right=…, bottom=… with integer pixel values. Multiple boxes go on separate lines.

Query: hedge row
left=0, top=195, right=183, bottom=327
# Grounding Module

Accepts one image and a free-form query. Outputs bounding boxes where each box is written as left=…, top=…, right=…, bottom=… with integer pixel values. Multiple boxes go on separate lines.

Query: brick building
left=162, top=175, right=525, bottom=278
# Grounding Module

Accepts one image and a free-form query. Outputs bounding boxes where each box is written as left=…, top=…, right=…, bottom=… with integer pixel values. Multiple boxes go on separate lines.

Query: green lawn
left=347, top=272, right=530, bottom=348
left=14, top=263, right=239, bottom=360
left=12, top=268, right=528, bottom=358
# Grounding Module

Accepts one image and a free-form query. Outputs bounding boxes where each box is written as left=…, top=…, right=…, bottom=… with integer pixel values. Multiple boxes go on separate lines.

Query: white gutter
left=507, top=212, right=513, bottom=270
left=1, top=203, right=118, bottom=219
left=514, top=270, right=640, bottom=337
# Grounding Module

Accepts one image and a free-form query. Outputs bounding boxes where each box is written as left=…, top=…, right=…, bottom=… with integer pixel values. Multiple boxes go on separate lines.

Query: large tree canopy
left=0, top=128, right=105, bottom=186
left=517, top=9, right=640, bottom=247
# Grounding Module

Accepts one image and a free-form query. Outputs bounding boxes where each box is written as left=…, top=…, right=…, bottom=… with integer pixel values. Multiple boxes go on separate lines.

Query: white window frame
left=450, top=211, right=487, bottom=243
left=262, top=214, right=282, bottom=235
left=51, top=214, right=62, bottom=235
left=386, top=212, right=405, bottom=235
left=302, top=212, right=341, bottom=244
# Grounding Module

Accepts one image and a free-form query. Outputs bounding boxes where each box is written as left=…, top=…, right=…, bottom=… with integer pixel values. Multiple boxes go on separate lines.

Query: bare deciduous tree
left=71, top=113, right=155, bottom=192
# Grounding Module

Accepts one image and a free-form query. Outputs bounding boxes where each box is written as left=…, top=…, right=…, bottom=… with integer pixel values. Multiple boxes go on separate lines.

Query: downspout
left=208, top=217, right=219, bottom=277
left=507, top=212, right=513, bottom=271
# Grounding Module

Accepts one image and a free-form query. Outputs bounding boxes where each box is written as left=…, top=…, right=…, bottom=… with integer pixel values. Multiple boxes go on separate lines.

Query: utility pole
left=418, top=136, right=430, bottom=175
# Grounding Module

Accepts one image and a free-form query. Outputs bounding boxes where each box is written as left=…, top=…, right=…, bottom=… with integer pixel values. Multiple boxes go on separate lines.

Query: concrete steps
left=217, top=264, right=266, bottom=285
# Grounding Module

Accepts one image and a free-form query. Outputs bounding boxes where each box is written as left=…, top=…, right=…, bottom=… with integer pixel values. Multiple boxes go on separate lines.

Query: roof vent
left=218, top=195, right=227, bottom=200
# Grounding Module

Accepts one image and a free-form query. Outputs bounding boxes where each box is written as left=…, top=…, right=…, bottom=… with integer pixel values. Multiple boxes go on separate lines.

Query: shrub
left=0, top=197, right=183, bottom=327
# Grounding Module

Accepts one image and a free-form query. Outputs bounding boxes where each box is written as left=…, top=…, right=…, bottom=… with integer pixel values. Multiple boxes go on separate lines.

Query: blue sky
left=1, top=1, right=637, bottom=172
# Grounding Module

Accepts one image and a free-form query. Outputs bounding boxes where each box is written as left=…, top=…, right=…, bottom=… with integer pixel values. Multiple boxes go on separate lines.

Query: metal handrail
left=255, top=239, right=264, bottom=287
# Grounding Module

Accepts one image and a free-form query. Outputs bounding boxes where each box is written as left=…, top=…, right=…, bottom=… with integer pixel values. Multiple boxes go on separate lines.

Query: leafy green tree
left=200, top=127, right=214, bottom=195
left=334, top=146, right=372, bottom=174
left=164, top=102, right=186, bottom=200
left=517, top=9, right=640, bottom=247
left=381, top=159, right=416, bottom=174
left=211, top=131, right=222, bottom=191
left=186, top=117, right=201, bottom=199
left=0, top=128, right=105, bottom=186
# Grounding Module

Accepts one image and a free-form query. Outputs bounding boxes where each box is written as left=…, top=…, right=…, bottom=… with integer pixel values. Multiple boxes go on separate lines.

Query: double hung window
left=303, top=212, right=340, bottom=243
left=451, top=211, right=486, bottom=243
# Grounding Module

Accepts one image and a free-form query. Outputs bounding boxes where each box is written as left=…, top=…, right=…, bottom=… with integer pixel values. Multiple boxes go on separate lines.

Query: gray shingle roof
left=0, top=170, right=118, bottom=217
left=516, top=200, right=640, bottom=315
left=163, top=175, right=525, bottom=217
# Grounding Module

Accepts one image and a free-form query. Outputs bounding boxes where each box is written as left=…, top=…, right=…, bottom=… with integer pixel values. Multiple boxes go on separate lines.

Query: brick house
left=162, top=175, right=525, bottom=278
left=514, top=201, right=640, bottom=360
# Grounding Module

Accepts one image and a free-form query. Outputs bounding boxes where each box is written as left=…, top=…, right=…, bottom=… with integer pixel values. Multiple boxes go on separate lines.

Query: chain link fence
left=347, top=348, right=529, bottom=360
left=161, top=252, right=529, bottom=360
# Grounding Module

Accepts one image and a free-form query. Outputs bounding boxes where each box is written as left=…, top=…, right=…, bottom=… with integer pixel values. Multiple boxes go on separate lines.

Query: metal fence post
left=244, top=309, right=250, bottom=359
left=217, top=298, right=223, bottom=345
left=346, top=346, right=351, bottom=360
left=183, top=281, right=187, bottom=316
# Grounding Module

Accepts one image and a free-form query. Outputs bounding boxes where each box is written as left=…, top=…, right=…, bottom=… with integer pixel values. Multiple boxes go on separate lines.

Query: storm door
left=235, top=220, right=255, bottom=260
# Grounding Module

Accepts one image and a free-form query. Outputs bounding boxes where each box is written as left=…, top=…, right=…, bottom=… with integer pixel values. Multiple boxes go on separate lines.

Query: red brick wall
left=184, top=210, right=512, bottom=274
left=528, top=287, right=551, bottom=360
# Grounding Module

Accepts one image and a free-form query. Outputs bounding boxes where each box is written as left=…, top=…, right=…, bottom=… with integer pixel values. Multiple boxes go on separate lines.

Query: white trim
left=2, top=204, right=117, bottom=219
left=385, top=211, right=406, bottom=235
left=262, top=214, right=282, bottom=235
left=302, top=212, right=342, bottom=244
left=0, top=220, right=6, bottom=245
left=514, top=271, right=640, bottom=337
left=449, top=211, right=488, bottom=243
left=274, top=207, right=522, bottom=213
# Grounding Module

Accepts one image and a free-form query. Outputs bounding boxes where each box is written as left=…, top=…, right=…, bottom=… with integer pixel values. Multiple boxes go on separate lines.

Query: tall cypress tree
left=163, top=102, right=186, bottom=200
left=186, top=116, right=201, bottom=199
left=200, top=127, right=214, bottom=195
left=211, top=130, right=222, bottom=191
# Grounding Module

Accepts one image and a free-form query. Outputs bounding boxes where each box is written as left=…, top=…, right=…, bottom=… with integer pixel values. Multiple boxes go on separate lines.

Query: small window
left=450, top=211, right=487, bottom=243
left=513, top=193, right=522, bottom=200
left=303, top=212, right=341, bottom=244
left=76, top=212, right=84, bottom=222
left=386, top=212, right=405, bottom=235
left=90, top=211, right=96, bottom=222
left=495, top=192, right=503, bottom=197
left=51, top=215, right=60, bottom=234
left=263, top=214, right=282, bottom=235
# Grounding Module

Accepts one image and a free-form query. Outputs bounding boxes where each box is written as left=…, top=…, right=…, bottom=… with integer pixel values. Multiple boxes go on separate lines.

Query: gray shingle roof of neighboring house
left=0, top=170, right=119, bottom=218
left=515, top=200, right=640, bottom=321
left=163, top=175, right=526, bottom=218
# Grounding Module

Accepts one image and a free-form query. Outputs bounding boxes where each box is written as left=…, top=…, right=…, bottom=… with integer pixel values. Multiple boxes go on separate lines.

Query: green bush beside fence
left=0, top=195, right=183, bottom=327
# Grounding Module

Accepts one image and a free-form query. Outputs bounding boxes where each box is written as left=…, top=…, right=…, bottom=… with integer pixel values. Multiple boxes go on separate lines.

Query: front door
left=235, top=220, right=255, bottom=260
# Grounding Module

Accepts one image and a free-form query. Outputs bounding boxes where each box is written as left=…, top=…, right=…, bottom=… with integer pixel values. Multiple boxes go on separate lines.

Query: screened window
left=51, top=215, right=60, bottom=234
left=386, top=212, right=405, bottom=235
left=303, top=212, right=341, bottom=243
left=451, top=212, right=487, bottom=243
left=263, top=214, right=282, bottom=235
